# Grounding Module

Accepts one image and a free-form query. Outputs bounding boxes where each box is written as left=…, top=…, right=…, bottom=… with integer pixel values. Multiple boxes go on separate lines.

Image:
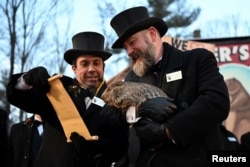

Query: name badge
left=91, top=96, right=105, bottom=107
left=166, top=71, right=182, bottom=82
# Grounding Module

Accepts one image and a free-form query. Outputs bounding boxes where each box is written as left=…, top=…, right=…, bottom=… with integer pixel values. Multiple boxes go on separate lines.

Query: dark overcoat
left=9, top=116, right=42, bottom=167
left=125, top=43, right=230, bottom=167
left=6, top=74, right=129, bottom=167
left=0, top=109, right=12, bottom=167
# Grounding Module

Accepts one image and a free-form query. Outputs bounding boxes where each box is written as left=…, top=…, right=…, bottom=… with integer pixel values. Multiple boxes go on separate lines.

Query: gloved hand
left=133, top=119, right=168, bottom=145
left=70, top=132, right=105, bottom=156
left=23, top=66, right=50, bottom=93
left=138, top=97, right=177, bottom=123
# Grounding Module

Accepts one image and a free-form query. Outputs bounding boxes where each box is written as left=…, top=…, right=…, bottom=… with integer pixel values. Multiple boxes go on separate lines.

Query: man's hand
left=23, top=66, right=50, bottom=93
left=133, top=119, right=167, bottom=145
left=138, top=97, right=177, bottom=123
left=70, top=132, right=104, bottom=155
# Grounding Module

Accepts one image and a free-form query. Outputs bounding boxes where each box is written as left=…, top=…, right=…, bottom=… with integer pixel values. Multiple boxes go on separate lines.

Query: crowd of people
left=1, top=6, right=249, bottom=167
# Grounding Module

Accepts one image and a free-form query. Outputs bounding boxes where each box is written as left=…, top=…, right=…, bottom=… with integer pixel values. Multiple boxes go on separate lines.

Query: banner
left=161, top=35, right=215, bottom=53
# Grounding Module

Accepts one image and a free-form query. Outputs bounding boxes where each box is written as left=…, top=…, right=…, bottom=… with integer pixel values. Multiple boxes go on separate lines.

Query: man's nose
left=127, top=47, right=134, bottom=58
left=88, top=64, right=96, bottom=71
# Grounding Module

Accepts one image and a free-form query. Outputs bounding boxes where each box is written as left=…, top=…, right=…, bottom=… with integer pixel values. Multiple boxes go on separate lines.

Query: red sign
left=215, top=43, right=250, bottom=66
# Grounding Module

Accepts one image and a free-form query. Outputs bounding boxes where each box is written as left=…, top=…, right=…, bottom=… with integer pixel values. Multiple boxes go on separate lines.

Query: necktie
left=81, top=88, right=95, bottom=98
left=34, top=120, right=43, bottom=136
left=34, top=120, right=42, bottom=126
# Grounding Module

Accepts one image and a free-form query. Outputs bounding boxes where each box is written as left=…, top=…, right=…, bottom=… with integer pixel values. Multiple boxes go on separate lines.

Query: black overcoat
left=6, top=74, right=129, bottom=167
left=9, top=116, right=42, bottom=167
left=125, top=43, right=230, bottom=167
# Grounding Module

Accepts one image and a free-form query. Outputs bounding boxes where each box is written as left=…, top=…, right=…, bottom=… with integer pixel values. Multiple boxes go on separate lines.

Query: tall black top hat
left=64, top=32, right=112, bottom=65
left=110, top=6, right=168, bottom=49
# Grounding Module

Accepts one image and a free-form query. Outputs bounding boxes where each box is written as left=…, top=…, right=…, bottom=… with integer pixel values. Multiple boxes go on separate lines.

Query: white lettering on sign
left=239, top=45, right=249, bottom=61
left=215, top=44, right=250, bottom=66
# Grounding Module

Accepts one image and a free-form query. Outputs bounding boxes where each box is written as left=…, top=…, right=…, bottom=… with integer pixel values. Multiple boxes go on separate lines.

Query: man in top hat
left=110, top=6, right=230, bottom=167
left=6, top=31, right=129, bottom=167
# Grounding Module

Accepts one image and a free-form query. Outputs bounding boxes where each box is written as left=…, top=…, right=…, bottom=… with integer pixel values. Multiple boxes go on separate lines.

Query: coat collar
left=158, top=43, right=183, bottom=99
left=161, top=42, right=183, bottom=72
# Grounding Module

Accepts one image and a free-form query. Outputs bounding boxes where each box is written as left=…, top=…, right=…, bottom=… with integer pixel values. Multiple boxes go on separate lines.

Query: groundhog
left=101, top=81, right=173, bottom=123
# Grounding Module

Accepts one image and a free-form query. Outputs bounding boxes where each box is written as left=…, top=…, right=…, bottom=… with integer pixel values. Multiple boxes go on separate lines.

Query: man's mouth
left=86, top=76, right=98, bottom=80
left=131, top=53, right=141, bottom=63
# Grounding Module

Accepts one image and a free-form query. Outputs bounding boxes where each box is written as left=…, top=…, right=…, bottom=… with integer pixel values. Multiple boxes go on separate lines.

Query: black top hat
left=110, top=6, right=168, bottom=49
left=64, top=32, right=112, bottom=65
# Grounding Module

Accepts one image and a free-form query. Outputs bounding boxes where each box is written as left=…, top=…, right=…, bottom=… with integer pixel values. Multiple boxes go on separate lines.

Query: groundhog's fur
left=102, top=81, right=169, bottom=113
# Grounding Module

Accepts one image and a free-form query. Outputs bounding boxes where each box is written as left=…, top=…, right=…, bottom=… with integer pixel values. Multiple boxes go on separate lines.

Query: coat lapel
left=159, top=43, right=183, bottom=99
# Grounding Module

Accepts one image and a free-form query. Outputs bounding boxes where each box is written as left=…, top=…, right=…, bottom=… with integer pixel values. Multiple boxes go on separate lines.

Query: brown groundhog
left=102, top=81, right=173, bottom=123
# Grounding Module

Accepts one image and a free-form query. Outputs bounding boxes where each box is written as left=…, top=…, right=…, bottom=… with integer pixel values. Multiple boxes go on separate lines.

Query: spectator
left=0, top=108, right=11, bottom=167
left=9, top=114, right=43, bottom=167
left=240, top=132, right=250, bottom=150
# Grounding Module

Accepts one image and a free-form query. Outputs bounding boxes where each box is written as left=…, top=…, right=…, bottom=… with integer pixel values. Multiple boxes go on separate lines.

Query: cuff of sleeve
left=15, top=73, right=32, bottom=90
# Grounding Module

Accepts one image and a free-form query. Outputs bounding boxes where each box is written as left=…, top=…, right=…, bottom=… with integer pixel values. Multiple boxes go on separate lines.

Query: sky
left=71, top=0, right=249, bottom=35
left=188, top=0, right=249, bottom=36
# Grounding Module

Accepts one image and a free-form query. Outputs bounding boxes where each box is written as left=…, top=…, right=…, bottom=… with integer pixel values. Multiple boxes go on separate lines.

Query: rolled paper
left=47, top=74, right=98, bottom=142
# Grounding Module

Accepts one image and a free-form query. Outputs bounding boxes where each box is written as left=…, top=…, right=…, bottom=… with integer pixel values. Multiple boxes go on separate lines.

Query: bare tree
left=47, top=2, right=74, bottom=75
left=148, top=0, right=200, bottom=37
left=0, top=0, right=72, bottom=122
left=196, top=14, right=250, bottom=38
left=49, top=21, right=71, bottom=75
left=149, top=0, right=200, bottom=27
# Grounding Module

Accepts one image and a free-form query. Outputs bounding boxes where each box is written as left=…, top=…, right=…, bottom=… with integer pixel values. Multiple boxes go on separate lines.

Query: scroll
left=46, top=74, right=98, bottom=142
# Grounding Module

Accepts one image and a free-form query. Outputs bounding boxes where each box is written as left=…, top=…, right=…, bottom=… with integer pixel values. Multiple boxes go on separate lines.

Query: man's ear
left=103, top=63, right=105, bottom=71
left=148, top=26, right=158, bottom=42
left=72, top=65, right=76, bottom=73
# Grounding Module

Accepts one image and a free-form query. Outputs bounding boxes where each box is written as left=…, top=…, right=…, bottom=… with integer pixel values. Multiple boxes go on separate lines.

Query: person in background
left=240, top=132, right=250, bottom=150
left=9, top=114, right=43, bottom=167
left=6, top=31, right=129, bottom=167
left=219, top=124, right=240, bottom=151
left=110, top=6, right=230, bottom=167
left=0, top=108, right=11, bottom=167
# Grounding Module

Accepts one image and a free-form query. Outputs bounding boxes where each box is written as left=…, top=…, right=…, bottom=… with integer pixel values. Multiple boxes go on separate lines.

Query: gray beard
left=133, top=59, right=151, bottom=77
left=132, top=47, right=155, bottom=76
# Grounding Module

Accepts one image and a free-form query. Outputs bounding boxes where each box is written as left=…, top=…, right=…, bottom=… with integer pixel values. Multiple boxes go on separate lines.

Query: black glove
left=133, top=119, right=167, bottom=145
left=23, top=66, right=50, bottom=93
left=70, top=132, right=105, bottom=156
left=138, top=97, right=177, bottom=123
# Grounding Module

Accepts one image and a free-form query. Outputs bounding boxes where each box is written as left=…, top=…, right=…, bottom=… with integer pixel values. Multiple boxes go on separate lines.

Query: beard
left=132, top=40, right=155, bottom=77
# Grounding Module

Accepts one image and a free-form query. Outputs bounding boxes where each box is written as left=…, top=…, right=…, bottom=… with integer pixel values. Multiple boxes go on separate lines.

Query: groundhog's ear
left=113, top=95, right=122, bottom=108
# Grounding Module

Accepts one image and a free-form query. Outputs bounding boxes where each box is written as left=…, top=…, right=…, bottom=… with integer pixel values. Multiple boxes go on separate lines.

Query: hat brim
left=112, top=17, right=168, bottom=49
left=64, top=49, right=112, bottom=65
